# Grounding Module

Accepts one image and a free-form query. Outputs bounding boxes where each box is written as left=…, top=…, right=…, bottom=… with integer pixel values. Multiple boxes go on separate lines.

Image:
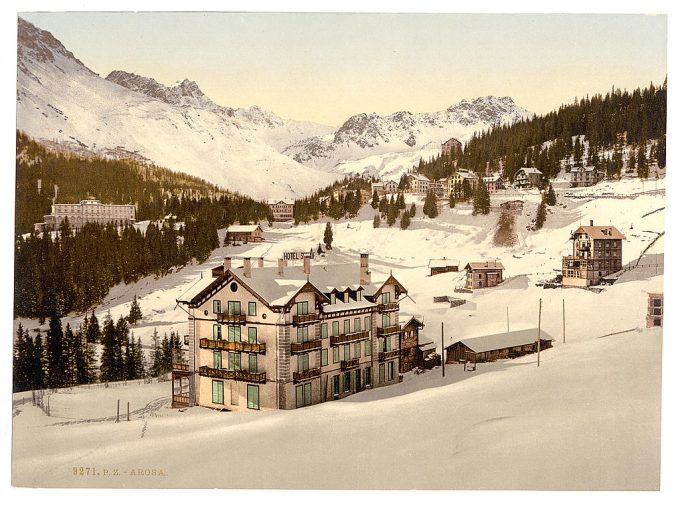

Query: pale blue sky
left=20, top=12, right=667, bottom=125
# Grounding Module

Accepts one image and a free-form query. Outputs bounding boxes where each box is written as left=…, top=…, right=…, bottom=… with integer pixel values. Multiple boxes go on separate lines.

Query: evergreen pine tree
left=317, top=243, right=323, bottom=255
left=46, top=313, right=65, bottom=388
left=410, top=202, right=416, bottom=217
left=371, top=189, right=379, bottom=209
left=128, top=294, right=143, bottom=324
left=150, top=328, right=163, bottom=378
left=386, top=200, right=399, bottom=226
left=637, top=143, right=649, bottom=178
left=449, top=192, right=456, bottom=208
left=323, top=222, right=333, bottom=250
left=545, top=184, right=557, bottom=206
left=473, top=182, right=491, bottom=215
left=535, top=200, right=547, bottom=230
left=399, top=211, right=411, bottom=230
left=100, top=315, right=118, bottom=383
left=33, top=331, right=45, bottom=390
left=87, top=310, right=100, bottom=344
left=13, top=323, right=32, bottom=392
left=423, top=191, right=439, bottom=218
left=63, top=323, right=78, bottom=387
left=373, top=214, right=380, bottom=228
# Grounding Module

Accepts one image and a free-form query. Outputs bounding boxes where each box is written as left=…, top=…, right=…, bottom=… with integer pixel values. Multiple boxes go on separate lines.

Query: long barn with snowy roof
left=173, top=253, right=408, bottom=411
left=225, top=224, right=264, bottom=243
left=445, top=328, right=554, bottom=364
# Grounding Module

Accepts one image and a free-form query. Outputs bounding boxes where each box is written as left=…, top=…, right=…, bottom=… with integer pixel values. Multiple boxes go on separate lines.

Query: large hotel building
left=34, top=199, right=136, bottom=232
left=173, top=254, right=407, bottom=411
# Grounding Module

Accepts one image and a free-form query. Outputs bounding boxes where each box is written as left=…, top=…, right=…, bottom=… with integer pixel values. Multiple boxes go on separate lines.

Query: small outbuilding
left=428, top=258, right=460, bottom=276
left=445, top=328, right=554, bottom=364
left=225, top=224, right=264, bottom=243
left=464, top=261, right=505, bottom=289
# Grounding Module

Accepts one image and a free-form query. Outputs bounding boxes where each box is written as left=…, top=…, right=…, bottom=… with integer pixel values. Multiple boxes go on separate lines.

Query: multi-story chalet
left=464, top=261, right=505, bottom=289
left=267, top=199, right=295, bottom=222
left=447, top=170, right=479, bottom=196
left=383, top=180, right=399, bottom=194
left=562, top=221, right=625, bottom=287
left=441, top=137, right=463, bottom=157
left=514, top=167, right=543, bottom=188
left=34, top=199, right=136, bottom=233
left=408, top=173, right=431, bottom=195
left=371, top=182, right=385, bottom=197
left=646, top=293, right=663, bottom=328
left=225, top=224, right=265, bottom=243
left=570, top=166, right=605, bottom=187
left=174, top=254, right=407, bottom=411
left=400, top=316, right=424, bottom=373
left=482, top=174, right=505, bottom=193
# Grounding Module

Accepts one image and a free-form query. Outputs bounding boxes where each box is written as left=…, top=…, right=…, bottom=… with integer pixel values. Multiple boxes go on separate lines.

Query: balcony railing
left=330, top=330, right=370, bottom=346
left=293, top=367, right=321, bottom=383
left=199, top=338, right=266, bottom=354
left=172, top=362, right=190, bottom=372
left=341, top=358, right=360, bottom=370
left=290, top=338, right=322, bottom=354
left=378, top=302, right=399, bottom=312
left=172, top=393, right=191, bottom=407
left=292, top=313, right=320, bottom=326
left=377, top=325, right=401, bottom=336
left=378, top=349, right=400, bottom=362
left=217, top=313, right=247, bottom=325
left=198, top=366, right=266, bottom=384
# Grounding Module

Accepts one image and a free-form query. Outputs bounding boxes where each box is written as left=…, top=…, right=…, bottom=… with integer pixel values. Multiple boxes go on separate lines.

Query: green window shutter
left=247, top=385, right=259, bottom=410
left=249, top=354, right=257, bottom=373
left=248, top=327, right=257, bottom=343
left=213, top=324, right=221, bottom=340
left=321, top=323, right=328, bottom=338
left=343, top=320, right=350, bottom=334
left=248, top=302, right=256, bottom=316
left=321, top=349, right=328, bottom=367
left=332, top=321, right=339, bottom=336
left=364, top=316, right=371, bottom=330
left=213, top=351, right=222, bottom=369
left=354, top=318, right=361, bottom=332
left=333, top=347, right=339, bottom=363
left=212, top=380, right=224, bottom=404
left=365, top=340, right=372, bottom=356
left=354, top=342, right=361, bottom=358
left=213, top=300, right=221, bottom=314
left=343, top=344, right=350, bottom=360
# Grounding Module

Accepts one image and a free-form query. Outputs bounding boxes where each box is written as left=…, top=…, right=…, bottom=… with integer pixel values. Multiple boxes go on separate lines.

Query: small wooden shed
left=445, top=328, right=554, bottom=364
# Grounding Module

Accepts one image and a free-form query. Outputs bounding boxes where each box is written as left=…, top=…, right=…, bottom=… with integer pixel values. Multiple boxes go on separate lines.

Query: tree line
left=293, top=176, right=371, bottom=224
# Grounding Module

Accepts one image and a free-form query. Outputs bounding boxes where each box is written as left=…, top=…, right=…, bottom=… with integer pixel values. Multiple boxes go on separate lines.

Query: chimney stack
left=303, top=256, right=311, bottom=275
left=223, top=257, right=232, bottom=271
left=258, top=257, right=264, bottom=268
left=360, top=253, right=371, bottom=286
left=243, top=257, right=251, bottom=278
left=278, top=258, right=285, bottom=276
left=590, top=220, right=594, bottom=226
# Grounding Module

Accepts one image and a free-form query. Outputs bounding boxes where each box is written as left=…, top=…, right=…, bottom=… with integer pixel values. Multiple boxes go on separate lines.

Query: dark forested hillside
left=417, top=80, right=667, bottom=182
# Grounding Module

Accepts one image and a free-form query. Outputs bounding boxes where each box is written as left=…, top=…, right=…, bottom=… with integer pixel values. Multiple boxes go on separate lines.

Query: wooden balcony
left=377, top=324, right=401, bottom=336
left=172, top=393, right=191, bottom=408
left=293, top=367, right=321, bottom=383
left=198, top=366, right=266, bottom=384
left=378, top=302, right=399, bottom=312
left=341, top=358, right=360, bottom=370
left=172, top=362, right=190, bottom=373
left=330, top=330, right=370, bottom=346
left=199, top=338, right=266, bottom=354
left=292, top=313, right=319, bottom=326
left=378, top=349, right=400, bottom=362
left=217, top=313, right=247, bottom=325
left=290, top=338, right=322, bottom=354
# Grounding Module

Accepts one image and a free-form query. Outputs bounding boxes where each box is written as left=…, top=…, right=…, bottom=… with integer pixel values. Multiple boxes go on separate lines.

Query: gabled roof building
left=174, top=254, right=407, bottom=411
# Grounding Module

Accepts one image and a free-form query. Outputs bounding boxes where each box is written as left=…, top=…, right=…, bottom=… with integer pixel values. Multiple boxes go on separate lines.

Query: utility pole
left=506, top=306, right=510, bottom=333
left=537, top=298, right=542, bottom=367
left=562, top=299, right=566, bottom=344
left=441, top=322, right=445, bottom=378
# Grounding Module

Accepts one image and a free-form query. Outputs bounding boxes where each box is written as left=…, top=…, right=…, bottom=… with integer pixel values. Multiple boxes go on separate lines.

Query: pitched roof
left=574, top=226, right=625, bottom=240
left=428, top=258, right=459, bottom=268
left=409, top=173, right=431, bottom=182
left=227, top=224, right=262, bottom=233
left=517, top=167, right=542, bottom=175
left=267, top=198, right=294, bottom=205
left=453, top=328, right=554, bottom=353
left=465, top=261, right=505, bottom=271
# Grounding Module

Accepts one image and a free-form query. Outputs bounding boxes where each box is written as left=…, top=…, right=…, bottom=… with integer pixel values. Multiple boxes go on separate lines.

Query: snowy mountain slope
left=283, top=96, right=533, bottom=172
left=16, top=18, right=335, bottom=199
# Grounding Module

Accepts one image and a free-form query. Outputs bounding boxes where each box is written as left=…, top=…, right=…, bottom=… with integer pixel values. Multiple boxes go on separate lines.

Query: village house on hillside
left=464, top=261, right=505, bottom=289
left=408, top=173, right=431, bottom=195
left=399, top=316, right=424, bottom=373
left=646, top=293, right=663, bottom=328
left=562, top=221, right=625, bottom=287
left=441, top=137, right=463, bottom=157
left=514, top=167, right=543, bottom=188
left=174, top=254, right=408, bottom=411
left=428, top=258, right=460, bottom=276
left=482, top=174, right=505, bottom=193
left=445, top=328, right=554, bottom=364
left=570, top=166, right=606, bottom=187
left=267, top=199, right=294, bottom=222
left=371, top=182, right=385, bottom=197
left=383, top=179, right=399, bottom=194
left=447, top=170, right=480, bottom=195
left=225, top=224, right=264, bottom=243
left=34, top=199, right=136, bottom=233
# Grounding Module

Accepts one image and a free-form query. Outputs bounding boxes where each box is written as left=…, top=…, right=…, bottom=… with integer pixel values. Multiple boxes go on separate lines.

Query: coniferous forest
left=14, top=132, right=272, bottom=320
left=416, top=80, right=667, bottom=182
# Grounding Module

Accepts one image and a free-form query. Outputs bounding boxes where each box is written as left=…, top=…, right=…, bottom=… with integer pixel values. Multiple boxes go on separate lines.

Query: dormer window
left=330, top=293, right=336, bottom=304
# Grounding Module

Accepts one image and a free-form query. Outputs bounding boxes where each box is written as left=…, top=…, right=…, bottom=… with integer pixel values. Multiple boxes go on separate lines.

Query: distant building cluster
left=267, top=199, right=294, bottom=222
left=34, top=199, right=136, bottom=233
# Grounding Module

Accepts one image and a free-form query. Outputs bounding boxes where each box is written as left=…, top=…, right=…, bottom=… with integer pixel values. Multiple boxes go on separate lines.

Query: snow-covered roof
left=410, top=174, right=431, bottom=182
left=483, top=176, right=502, bottom=182
left=517, top=167, right=542, bottom=175
left=574, top=226, right=625, bottom=240
left=428, top=258, right=459, bottom=268
left=453, top=328, right=554, bottom=353
left=322, top=299, right=378, bottom=314
left=418, top=334, right=435, bottom=348
left=226, top=224, right=262, bottom=233
left=176, top=274, right=219, bottom=304
left=465, top=261, right=505, bottom=271
left=267, top=198, right=294, bottom=205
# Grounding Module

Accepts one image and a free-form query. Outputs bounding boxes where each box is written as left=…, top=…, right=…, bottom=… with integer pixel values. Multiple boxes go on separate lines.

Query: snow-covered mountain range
left=16, top=18, right=532, bottom=198
left=16, top=18, right=335, bottom=199
left=282, top=97, right=533, bottom=173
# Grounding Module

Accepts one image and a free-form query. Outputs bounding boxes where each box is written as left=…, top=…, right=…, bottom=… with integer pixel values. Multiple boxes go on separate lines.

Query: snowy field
left=12, top=177, right=666, bottom=489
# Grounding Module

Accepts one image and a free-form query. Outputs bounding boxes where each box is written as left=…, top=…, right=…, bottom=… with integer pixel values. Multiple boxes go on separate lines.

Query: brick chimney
left=243, top=257, right=251, bottom=278
left=303, top=256, right=311, bottom=275
left=258, top=257, right=264, bottom=268
left=360, top=253, right=371, bottom=286
left=223, top=257, right=231, bottom=271
left=278, top=258, right=285, bottom=276
left=590, top=219, right=594, bottom=226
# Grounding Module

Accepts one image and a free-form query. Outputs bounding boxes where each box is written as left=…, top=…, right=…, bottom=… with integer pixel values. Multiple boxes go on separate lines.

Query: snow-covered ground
left=11, top=176, right=667, bottom=490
